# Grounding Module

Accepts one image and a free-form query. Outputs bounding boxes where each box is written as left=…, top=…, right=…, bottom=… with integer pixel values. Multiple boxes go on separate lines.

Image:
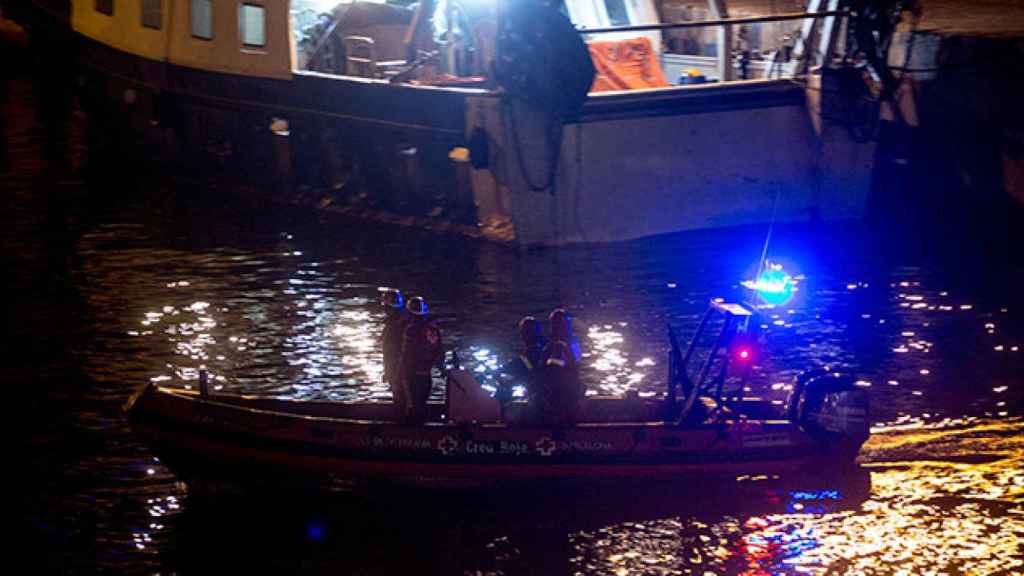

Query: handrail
left=578, top=9, right=846, bottom=35
left=675, top=311, right=732, bottom=426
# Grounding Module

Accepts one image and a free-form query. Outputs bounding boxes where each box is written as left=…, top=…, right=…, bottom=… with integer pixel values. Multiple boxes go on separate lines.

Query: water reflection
left=570, top=420, right=1023, bottom=575
left=587, top=323, right=653, bottom=396
left=160, top=469, right=872, bottom=575
left=105, top=220, right=1020, bottom=432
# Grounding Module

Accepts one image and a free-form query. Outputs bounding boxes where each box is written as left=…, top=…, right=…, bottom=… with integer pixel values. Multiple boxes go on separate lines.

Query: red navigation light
left=738, top=348, right=751, bottom=361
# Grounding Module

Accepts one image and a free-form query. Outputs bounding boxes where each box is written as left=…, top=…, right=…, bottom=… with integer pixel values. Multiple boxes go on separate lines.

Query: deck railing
left=577, top=10, right=845, bottom=35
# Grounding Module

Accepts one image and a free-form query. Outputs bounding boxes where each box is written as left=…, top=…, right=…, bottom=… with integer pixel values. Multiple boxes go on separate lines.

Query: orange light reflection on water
left=570, top=419, right=1024, bottom=575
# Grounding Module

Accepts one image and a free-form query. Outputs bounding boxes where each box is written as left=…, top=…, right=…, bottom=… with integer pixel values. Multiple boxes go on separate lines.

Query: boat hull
left=468, top=79, right=875, bottom=244
left=128, top=385, right=861, bottom=486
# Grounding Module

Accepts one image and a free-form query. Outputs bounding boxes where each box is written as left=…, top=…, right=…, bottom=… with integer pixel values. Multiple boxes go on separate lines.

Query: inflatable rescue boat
left=127, top=302, right=870, bottom=485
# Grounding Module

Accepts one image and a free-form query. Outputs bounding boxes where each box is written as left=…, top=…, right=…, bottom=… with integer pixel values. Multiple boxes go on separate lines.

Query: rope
left=503, top=97, right=563, bottom=193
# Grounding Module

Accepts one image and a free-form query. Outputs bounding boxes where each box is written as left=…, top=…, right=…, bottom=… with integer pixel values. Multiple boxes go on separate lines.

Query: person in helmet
left=548, top=308, right=581, bottom=364
left=497, top=316, right=547, bottom=421
left=539, top=308, right=584, bottom=425
left=399, top=296, right=444, bottom=423
left=538, top=338, right=581, bottom=425
left=380, top=288, right=408, bottom=418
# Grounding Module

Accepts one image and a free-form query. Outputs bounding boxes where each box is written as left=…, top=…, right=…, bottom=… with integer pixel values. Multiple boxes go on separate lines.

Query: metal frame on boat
left=127, top=301, right=870, bottom=486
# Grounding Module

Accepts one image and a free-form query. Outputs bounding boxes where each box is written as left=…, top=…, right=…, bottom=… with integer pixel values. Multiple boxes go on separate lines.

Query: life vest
left=382, top=310, right=408, bottom=380
left=401, top=318, right=444, bottom=376
left=538, top=340, right=583, bottom=424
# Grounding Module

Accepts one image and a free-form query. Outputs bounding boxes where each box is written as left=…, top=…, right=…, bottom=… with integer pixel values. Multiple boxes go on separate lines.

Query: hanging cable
left=502, top=97, right=563, bottom=193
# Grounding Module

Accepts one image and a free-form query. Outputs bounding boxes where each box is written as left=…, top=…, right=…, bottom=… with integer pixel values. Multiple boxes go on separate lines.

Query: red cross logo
left=438, top=435, right=459, bottom=456
left=535, top=437, right=556, bottom=457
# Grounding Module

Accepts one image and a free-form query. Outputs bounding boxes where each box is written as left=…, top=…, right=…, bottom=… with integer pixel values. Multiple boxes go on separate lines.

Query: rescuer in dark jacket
left=538, top=340, right=582, bottom=426
left=509, top=316, right=546, bottom=385
left=548, top=308, right=581, bottom=365
left=539, top=308, right=584, bottom=425
left=380, top=288, right=408, bottom=418
left=497, top=316, right=547, bottom=421
left=399, top=296, right=444, bottom=423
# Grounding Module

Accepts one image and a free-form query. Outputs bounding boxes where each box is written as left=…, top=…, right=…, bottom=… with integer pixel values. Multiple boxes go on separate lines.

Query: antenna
left=751, top=185, right=782, bottom=304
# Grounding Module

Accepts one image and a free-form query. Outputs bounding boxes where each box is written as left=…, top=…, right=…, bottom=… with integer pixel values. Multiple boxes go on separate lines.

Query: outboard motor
left=787, top=372, right=870, bottom=461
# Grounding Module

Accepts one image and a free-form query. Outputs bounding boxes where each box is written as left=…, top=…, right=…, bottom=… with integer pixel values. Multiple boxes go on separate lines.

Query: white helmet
left=380, top=288, right=404, bottom=309
left=406, top=296, right=429, bottom=316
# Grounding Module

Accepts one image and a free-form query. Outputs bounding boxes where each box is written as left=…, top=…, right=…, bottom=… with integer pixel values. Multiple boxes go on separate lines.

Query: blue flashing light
left=742, top=262, right=796, bottom=306
left=307, top=522, right=326, bottom=542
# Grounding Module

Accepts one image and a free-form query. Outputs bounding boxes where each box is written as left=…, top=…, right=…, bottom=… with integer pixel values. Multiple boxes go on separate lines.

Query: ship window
left=141, top=0, right=161, bottom=29
left=239, top=4, right=266, bottom=48
left=603, top=0, right=630, bottom=27
left=191, top=0, right=214, bottom=40
left=95, top=0, right=114, bottom=16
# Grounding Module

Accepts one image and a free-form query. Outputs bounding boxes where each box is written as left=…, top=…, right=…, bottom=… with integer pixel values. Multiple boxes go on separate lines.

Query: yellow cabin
left=71, top=0, right=294, bottom=79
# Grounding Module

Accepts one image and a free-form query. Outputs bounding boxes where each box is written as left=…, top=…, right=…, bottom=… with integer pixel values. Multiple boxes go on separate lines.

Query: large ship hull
left=34, top=2, right=877, bottom=245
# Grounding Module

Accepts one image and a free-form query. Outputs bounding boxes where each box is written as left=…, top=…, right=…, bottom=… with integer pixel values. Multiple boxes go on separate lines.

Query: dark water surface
left=7, top=79, right=1023, bottom=574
